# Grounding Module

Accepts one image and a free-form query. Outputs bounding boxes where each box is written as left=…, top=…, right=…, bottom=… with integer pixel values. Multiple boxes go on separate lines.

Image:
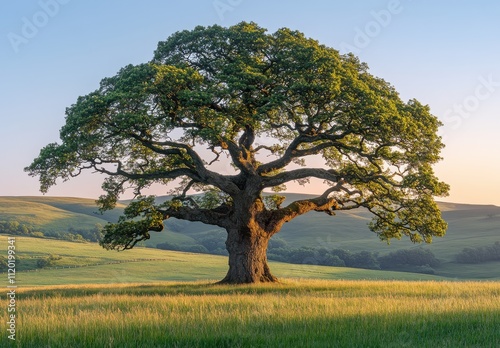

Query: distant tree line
left=66, top=226, right=102, bottom=242
left=158, top=233, right=441, bottom=274
left=267, top=245, right=380, bottom=270
left=455, top=242, right=500, bottom=264
left=157, top=230, right=228, bottom=255
left=377, top=248, right=440, bottom=274
left=0, top=220, right=37, bottom=236
left=0, top=220, right=102, bottom=242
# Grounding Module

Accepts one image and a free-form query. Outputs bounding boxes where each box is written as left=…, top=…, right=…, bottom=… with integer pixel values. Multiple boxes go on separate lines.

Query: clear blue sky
left=1, top=0, right=499, bottom=205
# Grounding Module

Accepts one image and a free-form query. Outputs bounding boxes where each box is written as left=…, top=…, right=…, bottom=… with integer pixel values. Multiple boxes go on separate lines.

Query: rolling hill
left=1, top=194, right=499, bottom=279
left=0, top=196, right=124, bottom=233
left=1, top=236, right=446, bottom=287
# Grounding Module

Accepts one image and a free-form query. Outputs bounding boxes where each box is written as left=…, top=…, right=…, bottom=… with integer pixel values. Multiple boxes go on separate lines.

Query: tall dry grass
left=6, top=279, right=500, bottom=347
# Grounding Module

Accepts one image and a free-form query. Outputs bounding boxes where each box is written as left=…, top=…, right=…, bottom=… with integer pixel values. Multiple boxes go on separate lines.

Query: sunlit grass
left=6, top=280, right=500, bottom=347
left=8, top=236, right=445, bottom=286
left=0, top=197, right=110, bottom=232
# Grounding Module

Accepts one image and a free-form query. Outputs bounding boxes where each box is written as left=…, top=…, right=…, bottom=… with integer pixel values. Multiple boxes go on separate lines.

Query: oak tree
left=26, top=22, right=449, bottom=283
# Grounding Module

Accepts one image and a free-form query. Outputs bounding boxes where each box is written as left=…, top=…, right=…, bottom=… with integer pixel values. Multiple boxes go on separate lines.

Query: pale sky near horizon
left=1, top=0, right=499, bottom=206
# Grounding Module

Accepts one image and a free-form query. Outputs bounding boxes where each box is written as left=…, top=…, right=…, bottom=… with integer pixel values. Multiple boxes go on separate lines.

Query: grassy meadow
left=1, top=196, right=499, bottom=347
left=4, top=280, right=500, bottom=347
left=0, top=196, right=122, bottom=233
left=1, top=236, right=500, bottom=347
left=10, top=236, right=443, bottom=286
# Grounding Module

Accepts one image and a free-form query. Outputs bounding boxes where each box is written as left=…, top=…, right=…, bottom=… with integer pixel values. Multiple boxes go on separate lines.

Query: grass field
left=0, top=196, right=122, bottom=233
left=2, top=236, right=500, bottom=347
left=8, top=236, right=444, bottom=286
left=4, top=280, right=500, bottom=347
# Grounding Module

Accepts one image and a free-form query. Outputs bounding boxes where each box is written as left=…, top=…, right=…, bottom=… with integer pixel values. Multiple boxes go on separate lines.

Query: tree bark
left=219, top=225, right=278, bottom=284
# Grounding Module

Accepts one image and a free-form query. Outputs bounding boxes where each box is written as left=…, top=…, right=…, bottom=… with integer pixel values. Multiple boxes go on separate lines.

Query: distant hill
left=0, top=196, right=124, bottom=233
left=1, top=194, right=499, bottom=279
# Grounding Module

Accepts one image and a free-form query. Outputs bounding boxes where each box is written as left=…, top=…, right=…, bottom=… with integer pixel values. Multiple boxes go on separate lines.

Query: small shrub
left=36, top=254, right=62, bottom=268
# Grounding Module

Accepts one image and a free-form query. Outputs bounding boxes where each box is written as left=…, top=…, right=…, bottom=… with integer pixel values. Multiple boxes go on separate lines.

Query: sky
left=0, top=0, right=499, bottom=206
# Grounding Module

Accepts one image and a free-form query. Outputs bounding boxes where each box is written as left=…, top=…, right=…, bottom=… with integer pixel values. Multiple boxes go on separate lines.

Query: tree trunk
left=219, top=225, right=278, bottom=284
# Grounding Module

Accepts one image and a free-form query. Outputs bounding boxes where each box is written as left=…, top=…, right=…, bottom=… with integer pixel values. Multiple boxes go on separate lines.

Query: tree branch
left=256, top=131, right=351, bottom=175
left=124, top=133, right=241, bottom=195
left=224, top=139, right=257, bottom=175
left=262, top=168, right=340, bottom=188
left=94, top=162, right=201, bottom=183
left=263, top=187, right=341, bottom=234
left=159, top=205, right=231, bottom=229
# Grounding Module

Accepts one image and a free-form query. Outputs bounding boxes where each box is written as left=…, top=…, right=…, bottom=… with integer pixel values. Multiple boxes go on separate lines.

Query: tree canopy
left=26, top=22, right=449, bottom=283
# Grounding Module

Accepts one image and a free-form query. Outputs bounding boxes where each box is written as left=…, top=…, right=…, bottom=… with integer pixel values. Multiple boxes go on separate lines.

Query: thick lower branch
left=94, top=160, right=240, bottom=196
left=159, top=205, right=231, bottom=228
left=265, top=186, right=346, bottom=234
left=262, top=167, right=340, bottom=188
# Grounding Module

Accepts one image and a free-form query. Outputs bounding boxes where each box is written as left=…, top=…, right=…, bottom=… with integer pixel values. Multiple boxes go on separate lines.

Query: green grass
left=4, top=280, right=500, bottom=347
left=2, top=197, right=499, bottom=347
left=7, top=236, right=444, bottom=287
left=3, top=236, right=500, bottom=347
left=0, top=196, right=123, bottom=233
